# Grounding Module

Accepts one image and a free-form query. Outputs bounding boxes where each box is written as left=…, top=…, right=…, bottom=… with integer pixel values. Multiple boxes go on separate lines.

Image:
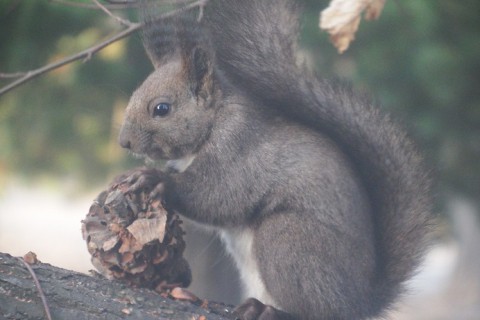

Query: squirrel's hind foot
left=234, top=298, right=295, bottom=320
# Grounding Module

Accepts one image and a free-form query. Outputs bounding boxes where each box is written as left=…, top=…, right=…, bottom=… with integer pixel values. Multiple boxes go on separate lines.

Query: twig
left=105, top=0, right=139, bottom=4
left=0, top=0, right=208, bottom=97
left=0, top=22, right=140, bottom=96
left=92, top=0, right=134, bottom=27
left=17, top=257, right=53, bottom=320
left=0, top=72, right=27, bottom=78
left=50, top=0, right=141, bottom=10
left=50, top=0, right=200, bottom=10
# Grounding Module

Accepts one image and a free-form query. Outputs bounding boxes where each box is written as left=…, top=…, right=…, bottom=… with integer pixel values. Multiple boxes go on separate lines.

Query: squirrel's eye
left=152, top=103, right=170, bottom=117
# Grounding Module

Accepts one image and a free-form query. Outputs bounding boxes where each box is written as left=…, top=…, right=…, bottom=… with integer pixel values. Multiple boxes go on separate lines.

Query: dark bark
left=0, top=252, right=234, bottom=320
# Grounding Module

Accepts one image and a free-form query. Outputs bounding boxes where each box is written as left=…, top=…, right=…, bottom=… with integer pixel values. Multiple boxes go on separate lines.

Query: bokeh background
left=1, top=1, right=479, bottom=319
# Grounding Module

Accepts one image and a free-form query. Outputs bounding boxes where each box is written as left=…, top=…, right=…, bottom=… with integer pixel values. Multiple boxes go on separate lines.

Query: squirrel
left=118, top=0, right=433, bottom=319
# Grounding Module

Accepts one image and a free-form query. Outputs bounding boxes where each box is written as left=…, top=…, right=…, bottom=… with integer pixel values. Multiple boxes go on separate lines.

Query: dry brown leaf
left=170, top=287, right=199, bottom=302
left=319, top=0, right=386, bottom=53
left=23, top=251, right=38, bottom=265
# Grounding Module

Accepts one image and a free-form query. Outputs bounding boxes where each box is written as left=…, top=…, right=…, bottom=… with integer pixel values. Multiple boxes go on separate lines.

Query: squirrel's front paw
left=120, top=167, right=166, bottom=200
left=234, top=298, right=294, bottom=320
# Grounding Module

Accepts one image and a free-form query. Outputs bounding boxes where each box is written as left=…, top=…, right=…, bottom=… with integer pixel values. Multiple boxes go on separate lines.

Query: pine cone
left=81, top=171, right=191, bottom=292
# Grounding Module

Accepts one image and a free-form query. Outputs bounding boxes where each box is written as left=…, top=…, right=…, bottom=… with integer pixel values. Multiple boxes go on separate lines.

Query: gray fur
left=119, top=1, right=433, bottom=319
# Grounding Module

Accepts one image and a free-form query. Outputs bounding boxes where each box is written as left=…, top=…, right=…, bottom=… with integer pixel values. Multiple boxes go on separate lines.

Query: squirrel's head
left=119, top=46, right=218, bottom=161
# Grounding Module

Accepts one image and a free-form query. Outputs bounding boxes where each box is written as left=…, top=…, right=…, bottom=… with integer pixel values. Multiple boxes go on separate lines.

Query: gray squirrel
left=118, top=0, right=433, bottom=319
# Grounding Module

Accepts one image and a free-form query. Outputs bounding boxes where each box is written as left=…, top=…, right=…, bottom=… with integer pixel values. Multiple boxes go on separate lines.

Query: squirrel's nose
left=118, top=128, right=132, bottom=149
left=120, top=138, right=131, bottom=149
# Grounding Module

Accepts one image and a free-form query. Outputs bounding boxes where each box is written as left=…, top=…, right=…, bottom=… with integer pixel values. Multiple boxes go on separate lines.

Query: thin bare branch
left=17, top=256, right=53, bottom=320
left=50, top=0, right=141, bottom=10
left=92, top=0, right=134, bottom=26
left=0, top=0, right=208, bottom=97
left=50, top=0, right=199, bottom=10
left=0, top=22, right=141, bottom=97
left=104, top=0, right=139, bottom=4
left=0, top=72, right=27, bottom=78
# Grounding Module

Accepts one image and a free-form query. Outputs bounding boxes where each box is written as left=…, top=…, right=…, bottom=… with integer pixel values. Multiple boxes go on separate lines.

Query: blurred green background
left=0, top=0, right=148, bottom=188
left=0, top=0, right=479, bottom=318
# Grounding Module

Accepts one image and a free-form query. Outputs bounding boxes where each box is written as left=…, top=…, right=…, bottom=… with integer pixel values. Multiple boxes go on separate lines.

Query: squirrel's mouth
left=127, top=148, right=165, bottom=162
left=131, top=151, right=195, bottom=174
left=144, top=146, right=169, bottom=161
left=144, top=150, right=169, bottom=161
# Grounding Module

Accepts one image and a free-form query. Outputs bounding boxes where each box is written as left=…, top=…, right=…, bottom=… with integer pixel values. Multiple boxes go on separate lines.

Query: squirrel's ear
left=186, top=47, right=214, bottom=100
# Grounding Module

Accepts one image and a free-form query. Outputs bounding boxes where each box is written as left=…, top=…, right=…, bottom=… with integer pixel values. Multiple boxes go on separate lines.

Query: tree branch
left=0, top=252, right=234, bottom=319
left=0, top=0, right=208, bottom=97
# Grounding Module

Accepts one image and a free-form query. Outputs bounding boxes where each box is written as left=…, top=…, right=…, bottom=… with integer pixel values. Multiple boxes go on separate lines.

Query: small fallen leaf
left=23, top=251, right=38, bottom=265
left=170, top=287, right=199, bottom=302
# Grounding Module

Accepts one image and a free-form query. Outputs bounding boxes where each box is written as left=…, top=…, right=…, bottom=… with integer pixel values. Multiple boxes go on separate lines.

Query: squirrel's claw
left=234, top=298, right=294, bottom=320
left=148, top=181, right=165, bottom=200
left=122, top=167, right=165, bottom=196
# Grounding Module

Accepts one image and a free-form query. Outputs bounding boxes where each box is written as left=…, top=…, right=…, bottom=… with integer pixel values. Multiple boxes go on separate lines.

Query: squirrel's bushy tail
left=204, top=0, right=432, bottom=313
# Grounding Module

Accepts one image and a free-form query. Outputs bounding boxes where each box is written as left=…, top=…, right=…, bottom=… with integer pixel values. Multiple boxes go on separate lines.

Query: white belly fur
left=219, top=228, right=276, bottom=307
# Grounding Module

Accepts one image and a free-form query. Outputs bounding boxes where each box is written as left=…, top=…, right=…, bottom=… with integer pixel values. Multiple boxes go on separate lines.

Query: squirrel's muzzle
left=119, top=125, right=132, bottom=150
